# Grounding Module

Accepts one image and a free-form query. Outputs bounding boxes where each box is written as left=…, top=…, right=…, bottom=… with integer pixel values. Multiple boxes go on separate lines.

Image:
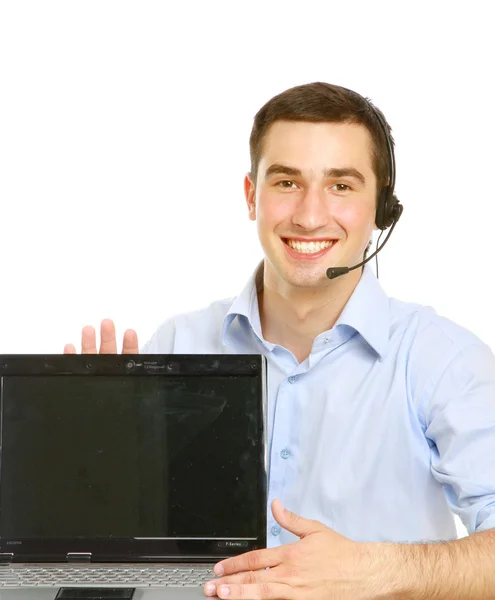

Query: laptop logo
left=217, top=541, right=249, bottom=549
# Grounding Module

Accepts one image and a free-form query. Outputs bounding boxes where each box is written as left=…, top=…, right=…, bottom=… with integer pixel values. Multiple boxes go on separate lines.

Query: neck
left=258, top=265, right=362, bottom=362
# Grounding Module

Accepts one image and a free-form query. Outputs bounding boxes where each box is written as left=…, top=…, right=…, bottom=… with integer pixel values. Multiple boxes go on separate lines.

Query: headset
left=326, top=90, right=404, bottom=280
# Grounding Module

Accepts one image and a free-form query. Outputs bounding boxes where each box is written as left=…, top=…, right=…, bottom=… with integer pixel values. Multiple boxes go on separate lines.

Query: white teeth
left=287, top=240, right=334, bottom=254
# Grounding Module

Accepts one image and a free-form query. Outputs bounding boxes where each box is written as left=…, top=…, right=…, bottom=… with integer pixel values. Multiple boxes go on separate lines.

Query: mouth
left=282, top=238, right=337, bottom=259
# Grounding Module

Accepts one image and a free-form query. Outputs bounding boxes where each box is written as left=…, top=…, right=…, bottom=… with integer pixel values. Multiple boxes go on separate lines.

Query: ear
left=244, top=173, right=256, bottom=221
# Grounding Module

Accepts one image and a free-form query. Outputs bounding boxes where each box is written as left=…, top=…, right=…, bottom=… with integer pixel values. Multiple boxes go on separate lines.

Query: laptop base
left=0, top=589, right=207, bottom=600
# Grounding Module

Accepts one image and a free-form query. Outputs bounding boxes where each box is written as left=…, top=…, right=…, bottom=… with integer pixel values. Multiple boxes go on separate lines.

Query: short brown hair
left=249, top=82, right=394, bottom=193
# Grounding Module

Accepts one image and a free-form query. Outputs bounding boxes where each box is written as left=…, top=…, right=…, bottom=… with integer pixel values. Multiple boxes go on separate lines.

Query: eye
left=332, top=183, right=351, bottom=192
left=276, top=180, right=297, bottom=189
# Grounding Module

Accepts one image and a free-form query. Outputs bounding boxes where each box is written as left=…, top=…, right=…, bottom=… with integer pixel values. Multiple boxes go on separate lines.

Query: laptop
left=0, top=354, right=267, bottom=599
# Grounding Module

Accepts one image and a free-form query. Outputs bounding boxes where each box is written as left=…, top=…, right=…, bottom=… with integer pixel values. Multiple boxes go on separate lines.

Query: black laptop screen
left=0, top=374, right=262, bottom=540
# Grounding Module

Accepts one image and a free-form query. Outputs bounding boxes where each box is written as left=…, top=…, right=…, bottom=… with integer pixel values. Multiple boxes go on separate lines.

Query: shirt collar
left=333, top=264, right=390, bottom=359
left=222, top=262, right=389, bottom=359
left=221, top=261, right=266, bottom=346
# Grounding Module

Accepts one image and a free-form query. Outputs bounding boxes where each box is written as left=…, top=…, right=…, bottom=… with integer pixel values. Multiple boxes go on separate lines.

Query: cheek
left=256, top=196, right=292, bottom=226
left=336, top=201, right=375, bottom=231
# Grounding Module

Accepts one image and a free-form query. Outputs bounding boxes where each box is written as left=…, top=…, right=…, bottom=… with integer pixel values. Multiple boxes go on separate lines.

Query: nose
left=291, top=185, right=330, bottom=231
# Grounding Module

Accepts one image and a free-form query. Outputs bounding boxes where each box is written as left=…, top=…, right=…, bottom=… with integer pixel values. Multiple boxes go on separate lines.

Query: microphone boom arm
left=326, top=205, right=403, bottom=280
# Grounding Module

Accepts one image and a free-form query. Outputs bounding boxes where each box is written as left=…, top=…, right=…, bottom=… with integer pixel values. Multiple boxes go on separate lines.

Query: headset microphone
left=326, top=90, right=404, bottom=281
left=326, top=204, right=403, bottom=279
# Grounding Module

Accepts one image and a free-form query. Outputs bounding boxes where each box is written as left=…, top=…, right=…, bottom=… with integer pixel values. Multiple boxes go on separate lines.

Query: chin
left=283, top=269, right=330, bottom=289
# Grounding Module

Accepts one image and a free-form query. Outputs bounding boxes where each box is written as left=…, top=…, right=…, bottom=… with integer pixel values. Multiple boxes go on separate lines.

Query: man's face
left=245, top=120, right=378, bottom=291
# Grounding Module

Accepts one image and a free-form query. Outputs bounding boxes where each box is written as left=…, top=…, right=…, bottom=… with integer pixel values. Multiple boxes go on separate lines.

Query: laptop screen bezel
left=0, top=354, right=267, bottom=562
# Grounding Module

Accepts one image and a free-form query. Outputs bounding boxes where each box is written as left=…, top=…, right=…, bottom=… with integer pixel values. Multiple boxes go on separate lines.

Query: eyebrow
left=264, top=163, right=366, bottom=185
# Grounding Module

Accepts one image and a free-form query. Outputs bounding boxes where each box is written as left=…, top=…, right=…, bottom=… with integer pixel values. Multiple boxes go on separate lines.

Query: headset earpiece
left=376, top=188, right=401, bottom=230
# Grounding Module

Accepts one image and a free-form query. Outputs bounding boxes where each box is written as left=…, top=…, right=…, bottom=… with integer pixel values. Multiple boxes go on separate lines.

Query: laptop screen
left=0, top=355, right=266, bottom=557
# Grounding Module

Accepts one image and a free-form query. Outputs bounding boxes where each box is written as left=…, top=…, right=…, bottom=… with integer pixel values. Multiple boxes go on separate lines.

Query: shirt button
left=288, top=375, right=298, bottom=384
left=271, top=525, right=281, bottom=536
left=280, top=448, right=290, bottom=459
left=324, top=337, right=330, bottom=343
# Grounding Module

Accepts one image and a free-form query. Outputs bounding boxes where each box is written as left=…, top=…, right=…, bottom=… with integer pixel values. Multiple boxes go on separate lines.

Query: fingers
left=205, top=581, right=293, bottom=599
left=215, top=549, right=281, bottom=577
left=70, top=320, right=139, bottom=354
left=272, top=499, right=322, bottom=538
left=81, top=325, right=98, bottom=354
left=122, top=329, right=139, bottom=354
left=99, top=319, right=118, bottom=354
left=205, top=568, right=274, bottom=596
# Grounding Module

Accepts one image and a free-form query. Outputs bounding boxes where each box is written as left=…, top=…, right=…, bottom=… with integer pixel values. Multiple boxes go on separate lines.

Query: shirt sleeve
left=423, top=342, right=495, bottom=534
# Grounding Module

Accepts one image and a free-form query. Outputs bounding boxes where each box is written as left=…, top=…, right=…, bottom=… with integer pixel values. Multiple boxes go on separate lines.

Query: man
left=66, top=83, right=495, bottom=598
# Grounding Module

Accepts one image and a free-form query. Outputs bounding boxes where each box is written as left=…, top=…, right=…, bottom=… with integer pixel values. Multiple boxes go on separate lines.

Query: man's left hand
left=204, top=498, right=389, bottom=599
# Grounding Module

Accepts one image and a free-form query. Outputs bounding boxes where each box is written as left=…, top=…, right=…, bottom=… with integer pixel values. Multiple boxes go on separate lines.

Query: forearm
left=373, top=529, right=495, bottom=599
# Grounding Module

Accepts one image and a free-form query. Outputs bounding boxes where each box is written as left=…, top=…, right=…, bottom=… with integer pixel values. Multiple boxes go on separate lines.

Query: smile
left=284, top=239, right=335, bottom=254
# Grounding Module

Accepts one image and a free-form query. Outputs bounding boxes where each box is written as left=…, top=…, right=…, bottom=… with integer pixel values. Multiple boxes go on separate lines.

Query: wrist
left=361, top=542, right=416, bottom=599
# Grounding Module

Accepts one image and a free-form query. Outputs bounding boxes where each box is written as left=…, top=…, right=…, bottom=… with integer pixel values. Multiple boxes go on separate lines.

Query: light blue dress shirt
left=141, top=264, right=495, bottom=547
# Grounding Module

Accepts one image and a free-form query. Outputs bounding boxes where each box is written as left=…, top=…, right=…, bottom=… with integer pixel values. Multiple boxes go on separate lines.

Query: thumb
left=271, top=499, right=323, bottom=539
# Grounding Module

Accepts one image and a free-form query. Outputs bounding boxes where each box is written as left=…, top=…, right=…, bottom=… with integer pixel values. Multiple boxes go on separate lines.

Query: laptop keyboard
left=0, top=564, right=215, bottom=587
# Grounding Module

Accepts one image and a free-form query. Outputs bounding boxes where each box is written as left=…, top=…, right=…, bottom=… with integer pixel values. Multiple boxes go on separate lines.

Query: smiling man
left=245, top=117, right=380, bottom=364
left=66, top=82, right=495, bottom=598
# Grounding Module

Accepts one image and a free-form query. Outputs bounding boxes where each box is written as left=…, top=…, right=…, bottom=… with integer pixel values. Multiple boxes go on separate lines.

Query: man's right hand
left=64, top=318, right=139, bottom=354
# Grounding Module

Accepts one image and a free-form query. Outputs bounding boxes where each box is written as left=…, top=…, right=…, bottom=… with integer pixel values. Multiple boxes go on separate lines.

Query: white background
left=1, top=0, right=494, bottom=537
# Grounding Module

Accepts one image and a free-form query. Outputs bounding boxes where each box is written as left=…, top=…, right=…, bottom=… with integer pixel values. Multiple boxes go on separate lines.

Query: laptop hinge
left=0, top=553, right=14, bottom=564
left=66, top=552, right=92, bottom=563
